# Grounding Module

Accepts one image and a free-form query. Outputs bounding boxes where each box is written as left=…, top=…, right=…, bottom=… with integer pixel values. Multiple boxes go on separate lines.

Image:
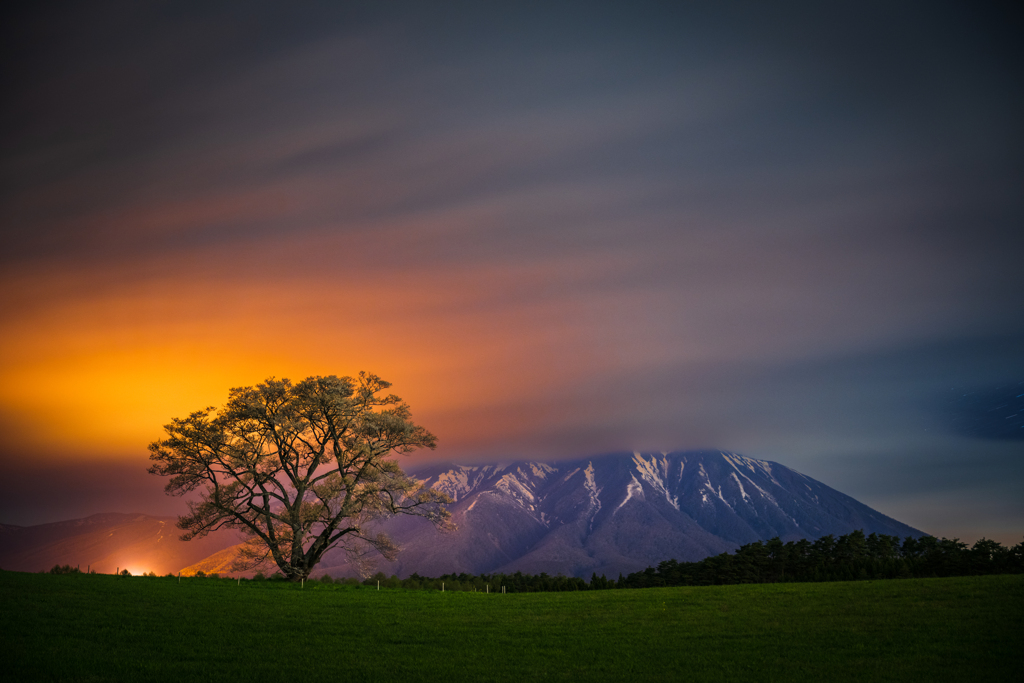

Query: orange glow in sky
left=0, top=236, right=624, bottom=462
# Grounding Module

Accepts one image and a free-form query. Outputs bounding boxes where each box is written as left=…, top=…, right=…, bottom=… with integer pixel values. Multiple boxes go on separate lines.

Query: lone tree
left=148, top=373, right=451, bottom=581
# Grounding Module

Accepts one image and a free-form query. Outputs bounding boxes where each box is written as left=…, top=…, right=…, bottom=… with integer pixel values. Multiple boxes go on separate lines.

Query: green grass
left=1, top=572, right=1019, bottom=682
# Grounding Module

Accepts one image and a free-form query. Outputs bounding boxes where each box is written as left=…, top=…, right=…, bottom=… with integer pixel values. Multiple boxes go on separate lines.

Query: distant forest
left=49, top=530, right=1022, bottom=592
left=343, top=531, right=1024, bottom=592
left=615, top=531, right=1024, bottom=589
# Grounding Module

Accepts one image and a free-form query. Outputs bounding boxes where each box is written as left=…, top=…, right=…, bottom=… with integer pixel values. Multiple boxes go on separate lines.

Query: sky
left=1, top=1, right=1022, bottom=544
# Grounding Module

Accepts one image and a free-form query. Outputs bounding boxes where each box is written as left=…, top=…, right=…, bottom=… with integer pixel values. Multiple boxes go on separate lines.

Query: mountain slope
left=313, top=450, right=924, bottom=579
left=0, top=513, right=240, bottom=575
left=1, top=452, right=924, bottom=579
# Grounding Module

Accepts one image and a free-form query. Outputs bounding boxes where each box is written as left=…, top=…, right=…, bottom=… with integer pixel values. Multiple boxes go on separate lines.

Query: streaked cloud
left=1, top=1, right=1021, bottom=542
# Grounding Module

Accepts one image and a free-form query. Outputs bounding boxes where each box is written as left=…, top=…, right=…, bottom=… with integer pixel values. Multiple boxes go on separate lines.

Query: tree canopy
left=148, top=373, right=451, bottom=580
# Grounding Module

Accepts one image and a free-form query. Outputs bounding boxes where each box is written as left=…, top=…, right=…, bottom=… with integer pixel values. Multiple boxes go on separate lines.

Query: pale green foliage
left=148, top=373, right=451, bottom=581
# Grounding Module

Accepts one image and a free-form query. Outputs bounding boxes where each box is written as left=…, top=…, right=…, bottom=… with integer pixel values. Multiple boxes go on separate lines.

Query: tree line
left=338, top=531, right=1024, bottom=591
left=43, top=531, right=1023, bottom=590
left=617, top=531, right=1024, bottom=588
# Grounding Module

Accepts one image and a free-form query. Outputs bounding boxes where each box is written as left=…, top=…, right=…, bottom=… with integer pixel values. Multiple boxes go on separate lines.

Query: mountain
left=0, top=513, right=240, bottom=575
left=0, top=451, right=925, bottom=579
left=312, top=450, right=925, bottom=579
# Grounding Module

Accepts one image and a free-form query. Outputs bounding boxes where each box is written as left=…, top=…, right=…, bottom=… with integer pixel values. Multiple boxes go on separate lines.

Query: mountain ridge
left=314, top=450, right=924, bottom=578
left=1, top=451, right=924, bottom=579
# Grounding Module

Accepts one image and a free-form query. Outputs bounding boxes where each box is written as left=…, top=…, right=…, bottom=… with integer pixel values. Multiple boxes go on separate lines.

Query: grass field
left=1, top=571, right=1019, bottom=682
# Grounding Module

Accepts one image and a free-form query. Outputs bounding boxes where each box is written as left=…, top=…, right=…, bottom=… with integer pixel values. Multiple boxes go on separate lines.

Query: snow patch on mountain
left=730, top=472, right=750, bottom=503
left=615, top=474, right=645, bottom=514
left=584, top=461, right=603, bottom=530
left=528, top=463, right=556, bottom=479
left=495, top=473, right=536, bottom=505
left=723, top=452, right=780, bottom=486
left=631, top=452, right=680, bottom=510
left=431, top=466, right=493, bottom=502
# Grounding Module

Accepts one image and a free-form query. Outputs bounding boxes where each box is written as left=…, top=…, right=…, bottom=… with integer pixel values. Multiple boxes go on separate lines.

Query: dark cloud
left=5, top=2, right=1022, bottom=264
left=944, top=381, right=1024, bottom=440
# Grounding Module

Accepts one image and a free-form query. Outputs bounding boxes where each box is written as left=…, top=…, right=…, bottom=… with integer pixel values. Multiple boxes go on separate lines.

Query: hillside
left=313, top=450, right=923, bottom=579
left=1, top=451, right=924, bottom=579
left=0, top=513, right=240, bottom=576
